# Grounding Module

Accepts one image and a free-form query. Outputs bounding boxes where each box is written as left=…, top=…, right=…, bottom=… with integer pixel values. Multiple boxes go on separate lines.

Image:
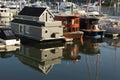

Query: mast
left=117, top=0, right=120, bottom=15
left=86, top=0, right=91, bottom=12
left=99, top=0, right=101, bottom=14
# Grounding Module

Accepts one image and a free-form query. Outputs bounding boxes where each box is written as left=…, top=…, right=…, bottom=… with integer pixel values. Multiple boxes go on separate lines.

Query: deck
left=63, top=31, right=84, bottom=39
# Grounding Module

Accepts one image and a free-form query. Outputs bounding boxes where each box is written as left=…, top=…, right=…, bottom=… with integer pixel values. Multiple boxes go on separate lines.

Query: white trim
left=0, top=38, right=20, bottom=45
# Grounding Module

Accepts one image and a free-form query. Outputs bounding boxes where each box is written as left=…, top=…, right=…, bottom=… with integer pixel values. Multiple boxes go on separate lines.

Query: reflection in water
left=0, top=53, right=13, bottom=58
left=104, top=37, right=120, bottom=48
left=80, top=38, right=103, bottom=80
left=80, top=38, right=103, bottom=55
left=63, top=38, right=103, bottom=64
left=63, top=38, right=84, bottom=63
left=15, top=43, right=64, bottom=74
left=0, top=45, right=20, bottom=58
left=63, top=38, right=103, bottom=80
left=103, top=37, right=120, bottom=66
left=63, top=41, right=81, bottom=64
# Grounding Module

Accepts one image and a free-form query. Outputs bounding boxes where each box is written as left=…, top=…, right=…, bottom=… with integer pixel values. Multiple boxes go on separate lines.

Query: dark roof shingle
left=18, top=6, right=46, bottom=17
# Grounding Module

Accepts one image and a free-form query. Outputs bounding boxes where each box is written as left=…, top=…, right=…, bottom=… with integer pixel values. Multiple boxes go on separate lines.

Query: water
left=0, top=36, right=120, bottom=80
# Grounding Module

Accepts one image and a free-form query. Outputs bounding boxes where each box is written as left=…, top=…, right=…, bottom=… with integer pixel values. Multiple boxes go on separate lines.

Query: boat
left=100, top=16, right=120, bottom=37
left=0, top=5, right=13, bottom=18
left=81, top=1, right=100, bottom=16
left=54, top=15, right=84, bottom=39
left=80, top=16, right=106, bottom=38
left=11, top=6, right=65, bottom=43
left=80, top=0, right=106, bottom=18
left=63, top=31, right=84, bottom=39
left=0, top=27, right=20, bottom=45
left=0, top=42, right=20, bottom=52
left=0, top=18, right=13, bottom=26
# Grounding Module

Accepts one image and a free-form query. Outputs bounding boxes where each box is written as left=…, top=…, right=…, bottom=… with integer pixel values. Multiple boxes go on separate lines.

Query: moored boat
left=80, top=16, right=106, bottom=38
left=11, top=6, right=65, bottom=43
left=0, top=5, right=13, bottom=18
left=100, top=16, right=120, bottom=37
left=0, top=27, right=20, bottom=45
left=54, top=15, right=84, bottom=39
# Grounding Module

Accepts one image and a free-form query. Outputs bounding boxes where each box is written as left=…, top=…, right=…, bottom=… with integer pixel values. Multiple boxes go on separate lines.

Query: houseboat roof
left=0, top=27, right=18, bottom=40
left=55, top=15, right=79, bottom=18
left=18, top=6, right=47, bottom=17
left=11, top=19, right=44, bottom=27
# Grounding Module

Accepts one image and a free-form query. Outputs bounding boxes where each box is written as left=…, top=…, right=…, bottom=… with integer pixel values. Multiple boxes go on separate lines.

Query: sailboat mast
left=86, top=0, right=91, bottom=12
left=99, top=0, right=101, bottom=14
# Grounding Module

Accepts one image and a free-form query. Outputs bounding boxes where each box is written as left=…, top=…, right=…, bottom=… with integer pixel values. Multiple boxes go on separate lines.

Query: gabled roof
left=18, top=6, right=47, bottom=17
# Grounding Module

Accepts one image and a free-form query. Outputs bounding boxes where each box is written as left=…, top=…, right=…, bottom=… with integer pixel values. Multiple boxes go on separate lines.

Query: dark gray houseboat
left=10, top=6, right=65, bottom=42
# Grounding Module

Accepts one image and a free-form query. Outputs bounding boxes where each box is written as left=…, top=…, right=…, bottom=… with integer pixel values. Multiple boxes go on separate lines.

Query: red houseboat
left=54, top=15, right=84, bottom=39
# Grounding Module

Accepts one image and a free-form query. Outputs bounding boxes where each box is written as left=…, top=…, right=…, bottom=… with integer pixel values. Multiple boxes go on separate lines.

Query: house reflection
left=16, top=43, right=64, bottom=74
left=0, top=53, right=13, bottom=58
left=80, top=38, right=103, bottom=55
left=0, top=45, right=20, bottom=58
left=79, top=38, right=103, bottom=80
left=63, top=38, right=103, bottom=63
left=63, top=41, right=81, bottom=64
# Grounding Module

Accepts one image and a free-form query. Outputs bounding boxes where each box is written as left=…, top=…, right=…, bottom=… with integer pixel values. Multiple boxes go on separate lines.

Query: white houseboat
left=11, top=6, right=65, bottom=42
left=0, top=5, right=13, bottom=18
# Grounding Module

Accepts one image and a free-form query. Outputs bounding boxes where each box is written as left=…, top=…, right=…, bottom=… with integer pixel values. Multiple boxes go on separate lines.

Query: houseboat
left=0, top=27, right=20, bottom=45
left=11, top=6, right=65, bottom=42
left=0, top=5, right=13, bottom=18
left=54, top=15, right=84, bottom=39
left=80, top=16, right=106, bottom=38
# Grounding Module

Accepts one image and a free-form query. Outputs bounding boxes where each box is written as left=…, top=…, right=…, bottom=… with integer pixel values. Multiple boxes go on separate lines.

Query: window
left=63, top=20, right=67, bottom=25
left=25, top=26, right=30, bottom=34
left=72, top=20, right=74, bottom=24
left=4, top=30, right=14, bottom=36
left=19, top=25, right=24, bottom=33
left=46, top=13, right=48, bottom=21
left=74, top=20, right=79, bottom=24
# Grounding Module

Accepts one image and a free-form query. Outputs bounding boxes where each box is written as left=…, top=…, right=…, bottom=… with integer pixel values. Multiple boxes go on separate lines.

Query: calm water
left=0, top=37, right=120, bottom=80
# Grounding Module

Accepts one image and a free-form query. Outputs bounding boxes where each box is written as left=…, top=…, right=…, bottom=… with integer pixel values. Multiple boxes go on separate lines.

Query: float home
left=11, top=6, right=65, bottom=42
left=54, top=15, right=84, bottom=39
left=80, top=17, right=106, bottom=38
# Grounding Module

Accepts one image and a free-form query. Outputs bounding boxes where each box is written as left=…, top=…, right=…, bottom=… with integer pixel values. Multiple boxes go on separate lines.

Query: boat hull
left=82, top=30, right=106, bottom=38
left=63, top=31, right=84, bottom=38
